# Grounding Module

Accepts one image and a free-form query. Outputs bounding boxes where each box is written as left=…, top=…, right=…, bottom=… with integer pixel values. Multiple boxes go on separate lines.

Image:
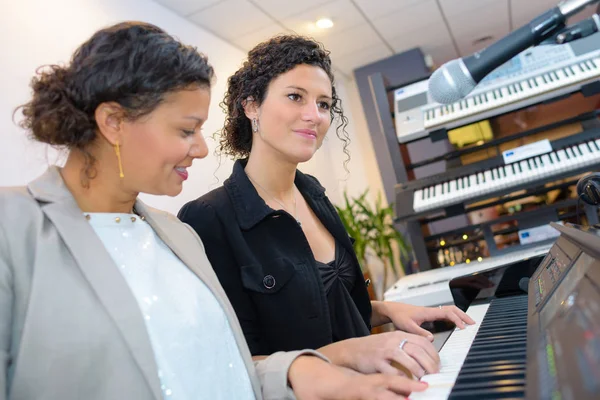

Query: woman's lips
left=174, top=167, right=188, bottom=180
left=294, top=129, right=317, bottom=139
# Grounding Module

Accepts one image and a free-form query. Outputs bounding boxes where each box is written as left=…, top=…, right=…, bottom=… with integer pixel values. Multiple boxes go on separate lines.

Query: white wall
left=0, top=0, right=384, bottom=216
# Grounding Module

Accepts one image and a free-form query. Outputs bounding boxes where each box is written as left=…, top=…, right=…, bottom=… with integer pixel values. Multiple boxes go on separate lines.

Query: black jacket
left=178, top=160, right=372, bottom=355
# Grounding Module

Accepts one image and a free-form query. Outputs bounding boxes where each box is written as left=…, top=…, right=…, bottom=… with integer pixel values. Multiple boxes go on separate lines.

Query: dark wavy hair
left=219, top=35, right=349, bottom=164
left=16, top=21, right=214, bottom=180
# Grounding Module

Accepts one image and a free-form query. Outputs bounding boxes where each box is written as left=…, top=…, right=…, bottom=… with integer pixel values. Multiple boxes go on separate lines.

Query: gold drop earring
left=114, top=141, right=124, bottom=179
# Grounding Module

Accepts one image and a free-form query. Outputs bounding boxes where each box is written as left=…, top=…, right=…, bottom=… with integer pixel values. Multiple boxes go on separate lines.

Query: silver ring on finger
left=398, top=338, right=408, bottom=351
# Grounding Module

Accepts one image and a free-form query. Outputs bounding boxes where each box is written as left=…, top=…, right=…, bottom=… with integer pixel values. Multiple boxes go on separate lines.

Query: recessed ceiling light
left=316, top=18, right=334, bottom=29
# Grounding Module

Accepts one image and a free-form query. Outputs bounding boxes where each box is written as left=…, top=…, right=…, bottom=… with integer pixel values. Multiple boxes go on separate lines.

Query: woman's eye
left=288, top=93, right=301, bottom=101
left=319, top=102, right=331, bottom=110
left=181, top=129, right=195, bottom=136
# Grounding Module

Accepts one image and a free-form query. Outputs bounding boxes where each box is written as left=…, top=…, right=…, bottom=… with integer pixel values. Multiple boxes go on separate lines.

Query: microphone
left=428, top=0, right=600, bottom=104
left=556, top=14, right=600, bottom=43
left=518, top=277, right=530, bottom=294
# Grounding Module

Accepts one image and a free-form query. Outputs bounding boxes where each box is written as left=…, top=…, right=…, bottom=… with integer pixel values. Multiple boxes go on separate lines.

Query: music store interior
left=2, top=0, right=600, bottom=399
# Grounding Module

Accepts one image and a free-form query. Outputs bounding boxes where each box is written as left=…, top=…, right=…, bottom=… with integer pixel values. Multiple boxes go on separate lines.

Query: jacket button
left=365, top=279, right=371, bottom=287
left=263, top=275, right=276, bottom=289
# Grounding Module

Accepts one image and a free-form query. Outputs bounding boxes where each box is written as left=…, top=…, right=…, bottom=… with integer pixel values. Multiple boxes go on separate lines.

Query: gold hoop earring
left=114, top=141, right=124, bottom=179
left=252, top=118, right=258, bottom=133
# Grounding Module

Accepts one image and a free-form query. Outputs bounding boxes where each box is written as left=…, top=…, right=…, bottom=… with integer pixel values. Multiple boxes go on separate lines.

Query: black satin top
left=316, top=241, right=371, bottom=341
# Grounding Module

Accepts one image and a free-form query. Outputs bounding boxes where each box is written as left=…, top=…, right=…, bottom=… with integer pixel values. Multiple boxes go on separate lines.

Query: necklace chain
left=246, top=173, right=301, bottom=226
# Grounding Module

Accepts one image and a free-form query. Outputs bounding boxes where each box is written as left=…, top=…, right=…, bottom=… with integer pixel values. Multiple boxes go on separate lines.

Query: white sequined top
left=87, top=213, right=255, bottom=400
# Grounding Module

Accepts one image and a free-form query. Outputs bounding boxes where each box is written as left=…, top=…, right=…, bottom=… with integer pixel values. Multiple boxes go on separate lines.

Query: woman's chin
left=288, top=148, right=318, bottom=164
left=144, top=183, right=183, bottom=197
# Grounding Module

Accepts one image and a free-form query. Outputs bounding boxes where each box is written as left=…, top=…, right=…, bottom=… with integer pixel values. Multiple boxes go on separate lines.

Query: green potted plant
left=335, top=189, right=411, bottom=299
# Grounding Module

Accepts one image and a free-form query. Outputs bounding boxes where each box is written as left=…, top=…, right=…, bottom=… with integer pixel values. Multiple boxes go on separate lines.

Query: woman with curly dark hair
left=179, top=35, right=474, bottom=381
left=0, top=23, right=425, bottom=400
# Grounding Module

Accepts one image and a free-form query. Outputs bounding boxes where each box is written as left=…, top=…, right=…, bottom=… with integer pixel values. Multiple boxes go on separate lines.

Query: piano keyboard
left=411, top=295, right=528, bottom=399
left=384, top=244, right=550, bottom=307
left=413, top=138, right=600, bottom=213
left=422, top=54, right=600, bottom=132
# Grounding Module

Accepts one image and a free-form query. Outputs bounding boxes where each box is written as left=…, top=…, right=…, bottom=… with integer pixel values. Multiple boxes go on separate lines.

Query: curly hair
left=219, top=35, right=350, bottom=165
left=16, top=21, right=214, bottom=180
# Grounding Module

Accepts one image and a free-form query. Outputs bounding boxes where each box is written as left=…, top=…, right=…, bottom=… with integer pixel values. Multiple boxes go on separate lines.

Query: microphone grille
left=428, top=59, right=477, bottom=104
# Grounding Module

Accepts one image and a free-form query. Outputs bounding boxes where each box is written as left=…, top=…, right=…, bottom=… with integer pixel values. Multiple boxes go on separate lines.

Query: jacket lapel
left=29, top=168, right=162, bottom=400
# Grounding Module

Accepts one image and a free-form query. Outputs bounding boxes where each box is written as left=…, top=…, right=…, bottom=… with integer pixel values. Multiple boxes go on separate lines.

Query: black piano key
left=582, top=61, right=590, bottom=71
left=459, top=363, right=526, bottom=375
left=450, top=384, right=525, bottom=399
left=457, top=359, right=526, bottom=373
left=453, top=377, right=526, bottom=390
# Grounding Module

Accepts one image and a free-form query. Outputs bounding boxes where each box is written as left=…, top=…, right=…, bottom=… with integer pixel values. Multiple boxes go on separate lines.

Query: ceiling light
left=316, top=18, right=334, bottom=29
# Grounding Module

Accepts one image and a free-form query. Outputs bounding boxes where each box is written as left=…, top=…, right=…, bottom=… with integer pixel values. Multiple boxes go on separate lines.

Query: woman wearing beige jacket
left=0, top=21, right=426, bottom=400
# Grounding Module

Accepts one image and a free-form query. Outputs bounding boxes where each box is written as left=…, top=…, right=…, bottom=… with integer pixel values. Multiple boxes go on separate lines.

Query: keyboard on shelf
left=422, top=52, right=600, bottom=132
left=392, top=34, right=600, bottom=144
left=395, top=129, right=600, bottom=220
left=413, top=138, right=600, bottom=213
left=384, top=244, right=550, bottom=307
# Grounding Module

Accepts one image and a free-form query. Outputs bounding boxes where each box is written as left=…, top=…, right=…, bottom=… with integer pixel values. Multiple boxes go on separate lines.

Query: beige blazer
left=0, top=167, right=320, bottom=400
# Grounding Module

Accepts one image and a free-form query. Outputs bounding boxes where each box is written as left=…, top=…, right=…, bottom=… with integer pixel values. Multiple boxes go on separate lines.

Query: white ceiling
left=154, top=0, right=599, bottom=79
